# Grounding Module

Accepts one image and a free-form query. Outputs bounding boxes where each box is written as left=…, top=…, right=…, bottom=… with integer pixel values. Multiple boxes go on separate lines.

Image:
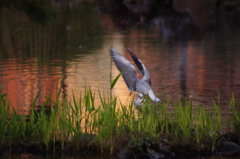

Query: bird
left=110, top=47, right=161, bottom=104
left=134, top=93, right=146, bottom=110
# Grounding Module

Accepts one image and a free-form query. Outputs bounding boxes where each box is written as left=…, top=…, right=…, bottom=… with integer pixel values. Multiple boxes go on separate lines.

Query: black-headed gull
left=110, top=47, right=161, bottom=105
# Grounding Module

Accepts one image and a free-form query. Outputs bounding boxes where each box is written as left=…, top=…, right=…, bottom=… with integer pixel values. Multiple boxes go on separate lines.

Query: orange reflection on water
left=1, top=0, right=240, bottom=115
left=0, top=58, right=62, bottom=115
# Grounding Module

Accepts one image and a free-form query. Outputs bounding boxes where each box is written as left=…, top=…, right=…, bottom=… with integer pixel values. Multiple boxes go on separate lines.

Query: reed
left=0, top=93, right=9, bottom=145
left=231, top=92, right=240, bottom=135
left=0, top=85, right=239, bottom=154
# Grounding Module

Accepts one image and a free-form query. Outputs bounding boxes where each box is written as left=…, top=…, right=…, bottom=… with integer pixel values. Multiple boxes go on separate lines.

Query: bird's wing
left=110, top=48, right=138, bottom=92
left=136, top=82, right=160, bottom=102
left=135, top=81, right=148, bottom=95
left=126, top=47, right=145, bottom=76
left=126, top=47, right=151, bottom=85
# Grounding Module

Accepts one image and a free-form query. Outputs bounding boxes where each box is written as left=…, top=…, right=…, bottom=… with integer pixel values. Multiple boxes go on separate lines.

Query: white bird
left=110, top=47, right=161, bottom=104
left=134, top=93, right=146, bottom=110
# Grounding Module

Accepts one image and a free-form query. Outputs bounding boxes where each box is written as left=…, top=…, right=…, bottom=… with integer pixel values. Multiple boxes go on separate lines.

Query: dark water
left=1, top=0, right=240, bottom=114
left=0, top=153, right=119, bottom=159
left=1, top=1, right=240, bottom=158
left=1, top=152, right=240, bottom=159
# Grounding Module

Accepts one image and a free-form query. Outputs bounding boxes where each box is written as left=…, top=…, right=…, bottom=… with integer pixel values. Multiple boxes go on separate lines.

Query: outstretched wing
left=110, top=48, right=138, bottom=93
left=126, top=47, right=145, bottom=76
left=126, top=47, right=151, bottom=85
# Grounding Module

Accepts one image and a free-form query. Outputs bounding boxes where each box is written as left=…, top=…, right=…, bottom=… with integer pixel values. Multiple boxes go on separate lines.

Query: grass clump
left=0, top=86, right=240, bottom=156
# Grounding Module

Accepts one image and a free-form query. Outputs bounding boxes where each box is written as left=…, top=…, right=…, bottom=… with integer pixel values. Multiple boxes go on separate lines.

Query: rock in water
left=217, top=141, right=240, bottom=155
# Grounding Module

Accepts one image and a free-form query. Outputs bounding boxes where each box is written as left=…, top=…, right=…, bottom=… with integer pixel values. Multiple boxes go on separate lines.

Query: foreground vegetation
left=0, top=86, right=240, bottom=156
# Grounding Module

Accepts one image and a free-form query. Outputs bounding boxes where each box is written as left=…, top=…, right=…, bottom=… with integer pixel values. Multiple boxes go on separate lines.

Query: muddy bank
left=1, top=133, right=240, bottom=159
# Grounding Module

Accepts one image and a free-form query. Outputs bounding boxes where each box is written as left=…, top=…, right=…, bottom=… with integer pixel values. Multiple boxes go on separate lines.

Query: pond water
left=0, top=1, right=240, bottom=113
left=1, top=152, right=240, bottom=159
left=2, top=1, right=240, bottom=159
left=1, top=0, right=240, bottom=115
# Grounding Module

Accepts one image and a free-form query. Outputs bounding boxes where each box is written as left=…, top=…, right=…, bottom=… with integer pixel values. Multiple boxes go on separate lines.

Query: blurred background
left=0, top=0, right=240, bottom=114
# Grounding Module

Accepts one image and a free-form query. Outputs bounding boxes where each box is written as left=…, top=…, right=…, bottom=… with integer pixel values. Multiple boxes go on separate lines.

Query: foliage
left=0, top=84, right=239, bottom=154
left=0, top=0, right=56, bottom=24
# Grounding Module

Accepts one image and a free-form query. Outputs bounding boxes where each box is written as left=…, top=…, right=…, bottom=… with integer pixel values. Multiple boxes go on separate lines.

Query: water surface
left=0, top=0, right=240, bottom=114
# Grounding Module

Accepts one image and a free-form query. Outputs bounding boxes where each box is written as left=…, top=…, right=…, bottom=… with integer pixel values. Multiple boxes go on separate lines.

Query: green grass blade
left=111, top=72, right=122, bottom=89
